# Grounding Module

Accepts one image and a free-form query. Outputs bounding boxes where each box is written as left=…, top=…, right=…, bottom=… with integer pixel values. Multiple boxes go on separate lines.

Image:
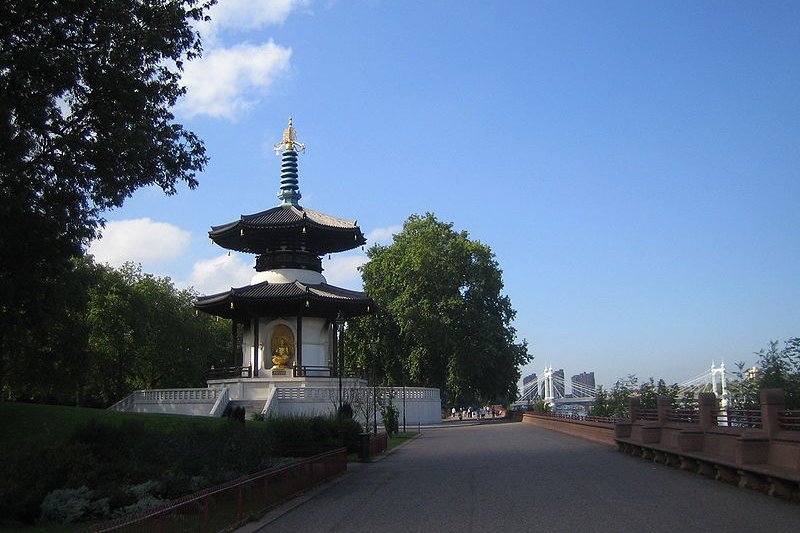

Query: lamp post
left=371, top=339, right=378, bottom=436
left=402, top=358, right=407, bottom=433
left=335, top=311, right=345, bottom=416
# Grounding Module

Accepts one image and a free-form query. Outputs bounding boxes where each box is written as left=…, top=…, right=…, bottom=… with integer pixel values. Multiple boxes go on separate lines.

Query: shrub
left=223, top=405, right=246, bottom=423
left=40, top=486, right=109, bottom=524
left=381, top=405, right=399, bottom=435
left=338, top=417, right=364, bottom=453
left=261, top=414, right=363, bottom=455
left=337, top=403, right=353, bottom=419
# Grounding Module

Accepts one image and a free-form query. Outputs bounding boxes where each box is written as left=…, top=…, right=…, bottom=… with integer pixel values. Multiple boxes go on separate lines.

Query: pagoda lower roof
left=209, top=204, right=366, bottom=254
left=194, top=280, right=375, bottom=320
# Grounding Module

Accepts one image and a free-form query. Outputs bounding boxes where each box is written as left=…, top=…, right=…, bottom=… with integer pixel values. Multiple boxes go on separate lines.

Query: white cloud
left=206, top=0, right=307, bottom=34
left=89, top=218, right=190, bottom=267
left=366, top=225, right=401, bottom=245
left=323, top=254, right=367, bottom=288
left=186, top=253, right=254, bottom=295
left=178, top=0, right=307, bottom=119
left=179, top=41, right=292, bottom=119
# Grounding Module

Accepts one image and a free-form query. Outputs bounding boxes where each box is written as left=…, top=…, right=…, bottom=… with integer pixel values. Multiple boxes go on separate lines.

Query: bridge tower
left=710, top=361, right=728, bottom=409
left=543, top=365, right=555, bottom=407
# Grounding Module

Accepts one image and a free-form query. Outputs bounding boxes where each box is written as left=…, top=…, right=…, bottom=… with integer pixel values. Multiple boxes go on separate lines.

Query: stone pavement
left=244, top=421, right=799, bottom=533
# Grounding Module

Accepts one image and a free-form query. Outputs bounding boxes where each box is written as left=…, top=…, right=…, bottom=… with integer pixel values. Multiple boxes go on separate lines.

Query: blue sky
left=88, top=1, right=800, bottom=389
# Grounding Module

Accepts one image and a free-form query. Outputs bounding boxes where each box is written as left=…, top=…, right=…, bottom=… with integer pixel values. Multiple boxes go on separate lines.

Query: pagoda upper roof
left=209, top=204, right=367, bottom=255
left=194, top=279, right=375, bottom=320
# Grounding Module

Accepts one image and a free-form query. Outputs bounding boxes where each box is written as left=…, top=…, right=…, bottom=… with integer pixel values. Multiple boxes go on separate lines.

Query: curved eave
left=209, top=206, right=366, bottom=254
left=194, top=281, right=376, bottom=320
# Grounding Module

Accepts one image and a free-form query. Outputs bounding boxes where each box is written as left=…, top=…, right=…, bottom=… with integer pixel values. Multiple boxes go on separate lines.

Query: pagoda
left=108, top=120, right=441, bottom=422
left=195, top=119, right=375, bottom=382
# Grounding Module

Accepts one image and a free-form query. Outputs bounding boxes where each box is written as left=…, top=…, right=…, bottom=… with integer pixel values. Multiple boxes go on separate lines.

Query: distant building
left=553, top=369, right=565, bottom=398
left=522, top=373, right=538, bottom=401
left=571, top=372, right=596, bottom=397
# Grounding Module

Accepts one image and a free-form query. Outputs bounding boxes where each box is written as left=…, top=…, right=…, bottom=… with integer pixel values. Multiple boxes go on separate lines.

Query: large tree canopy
left=0, top=0, right=213, bottom=381
left=347, top=213, right=530, bottom=407
left=2, top=257, right=231, bottom=405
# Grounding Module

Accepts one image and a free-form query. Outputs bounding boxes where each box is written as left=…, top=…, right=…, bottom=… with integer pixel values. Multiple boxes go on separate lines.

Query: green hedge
left=0, top=403, right=361, bottom=527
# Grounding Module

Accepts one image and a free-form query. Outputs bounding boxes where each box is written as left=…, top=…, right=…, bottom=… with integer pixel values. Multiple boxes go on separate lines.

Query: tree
left=84, top=262, right=231, bottom=405
left=346, top=213, right=530, bottom=407
left=728, top=338, right=800, bottom=409
left=589, top=376, right=637, bottom=418
left=1, top=257, right=231, bottom=406
left=0, top=256, right=101, bottom=404
left=0, top=0, right=213, bottom=394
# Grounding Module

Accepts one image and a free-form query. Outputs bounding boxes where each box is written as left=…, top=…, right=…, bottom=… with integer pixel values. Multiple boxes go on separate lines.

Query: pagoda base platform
left=109, top=376, right=443, bottom=425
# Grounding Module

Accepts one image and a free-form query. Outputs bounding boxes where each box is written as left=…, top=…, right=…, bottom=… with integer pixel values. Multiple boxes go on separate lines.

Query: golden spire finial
left=274, top=117, right=304, bottom=154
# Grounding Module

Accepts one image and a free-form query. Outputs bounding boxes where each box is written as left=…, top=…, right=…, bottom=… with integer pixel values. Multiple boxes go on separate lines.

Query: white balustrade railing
left=272, top=386, right=439, bottom=403
left=140, top=388, right=219, bottom=402
left=108, top=388, right=221, bottom=413
left=208, top=388, right=230, bottom=417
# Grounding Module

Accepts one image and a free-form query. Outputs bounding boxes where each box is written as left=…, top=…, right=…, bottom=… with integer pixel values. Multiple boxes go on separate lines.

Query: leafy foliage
left=0, top=405, right=263, bottom=525
left=39, top=486, right=110, bottom=524
left=728, top=338, right=800, bottom=409
left=0, top=0, right=213, bottom=402
left=527, top=398, right=551, bottom=413
left=0, top=403, right=359, bottom=526
left=381, top=404, right=399, bottom=435
left=253, top=414, right=363, bottom=456
left=1, top=257, right=231, bottom=406
left=346, top=213, right=530, bottom=407
left=589, top=375, right=682, bottom=418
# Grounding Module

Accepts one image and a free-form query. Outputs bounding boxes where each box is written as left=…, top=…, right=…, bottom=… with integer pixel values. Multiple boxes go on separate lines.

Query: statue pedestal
left=271, top=368, right=288, bottom=376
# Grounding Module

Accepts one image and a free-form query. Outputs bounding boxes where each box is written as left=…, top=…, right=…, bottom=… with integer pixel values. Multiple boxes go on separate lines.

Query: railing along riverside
left=637, top=408, right=658, bottom=421
left=615, top=390, right=800, bottom=500
left=667, top=408, right=699, bottom=424
left=87, top=448, right=346, bottom=533
left=716, top=409, right=762, bottom=428
left=778, top=410, right=800, bottom=430
left=527, top=411, right=622, bottom=425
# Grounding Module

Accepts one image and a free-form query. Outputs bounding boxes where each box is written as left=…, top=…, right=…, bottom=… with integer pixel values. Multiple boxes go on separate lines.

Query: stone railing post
left=657, top=395, right=672, bottom=425
left=629, top=396, right=641, bottom=422
left=697, top=392, right=717, bottom=430
left=761, top=388, right=785, bottom=437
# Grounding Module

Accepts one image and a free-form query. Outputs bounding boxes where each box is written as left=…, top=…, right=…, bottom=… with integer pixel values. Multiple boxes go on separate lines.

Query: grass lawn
left=388, top=431, right=419, bottom=449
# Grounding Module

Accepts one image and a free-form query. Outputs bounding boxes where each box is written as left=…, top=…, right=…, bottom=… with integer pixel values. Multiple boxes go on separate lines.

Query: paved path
left=252, top=422, right=799, bottom=533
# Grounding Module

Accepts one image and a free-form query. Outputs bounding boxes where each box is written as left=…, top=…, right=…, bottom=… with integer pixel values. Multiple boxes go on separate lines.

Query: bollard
left=760, top=389, right=785, bottom=438
left=629, top=396, right=641, bottom=422
left=358, top=432, right=372, bottom=462
left=657, top=395, right=672, bottom=426
left=697, top=392, right=717, bottom=430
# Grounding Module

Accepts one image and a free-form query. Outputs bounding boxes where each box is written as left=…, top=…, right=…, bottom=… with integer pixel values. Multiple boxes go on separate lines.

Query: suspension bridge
left=518, top=361, right=730, bottom=412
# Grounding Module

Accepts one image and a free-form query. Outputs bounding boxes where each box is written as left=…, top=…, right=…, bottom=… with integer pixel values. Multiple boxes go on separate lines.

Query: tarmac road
left=245, top=421, right=799, bottom=533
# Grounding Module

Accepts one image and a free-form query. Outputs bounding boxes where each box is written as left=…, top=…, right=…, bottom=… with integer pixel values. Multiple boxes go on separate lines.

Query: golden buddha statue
left=271, top=325, right=295, bottom=369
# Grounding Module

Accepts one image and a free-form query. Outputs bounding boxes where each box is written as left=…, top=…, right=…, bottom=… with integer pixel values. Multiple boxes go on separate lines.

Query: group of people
left=450, top=406, right=500, bottom=420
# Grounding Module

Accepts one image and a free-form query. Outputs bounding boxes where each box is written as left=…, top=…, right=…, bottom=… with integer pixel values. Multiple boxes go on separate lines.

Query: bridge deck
left=249, top=421, right=797, bottom=532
